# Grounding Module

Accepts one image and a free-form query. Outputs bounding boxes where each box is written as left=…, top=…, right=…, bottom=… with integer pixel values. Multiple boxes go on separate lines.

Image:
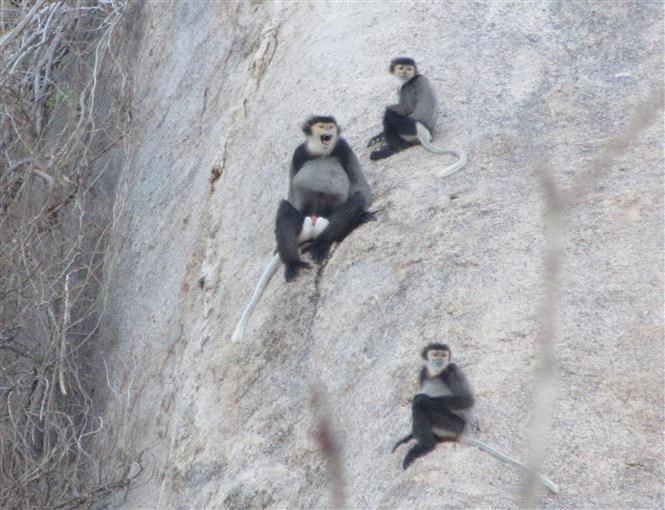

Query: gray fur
left=388, top=75, right=437, bottom=132
left=288, top=141, right=372, bottom=213
left=290, top=159, right=350, bottom=212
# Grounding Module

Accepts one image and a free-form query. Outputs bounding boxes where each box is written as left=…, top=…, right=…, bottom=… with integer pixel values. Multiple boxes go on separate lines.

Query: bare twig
left=519, top=167, right=563, bottom=508
left=0, top=0, right=138, bottom=507
left=58, top=271, right=71, bottom=396
left=0, top=0, right=49, bottom=49
left=520, top=88, right=663, bottom=507
left=311, top=385, right=346, bottom=510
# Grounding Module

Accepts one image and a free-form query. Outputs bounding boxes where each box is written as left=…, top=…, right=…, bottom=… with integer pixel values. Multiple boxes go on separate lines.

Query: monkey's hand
left=302, top=239, right=331, bottom=265
left=284, top=261, right=311, bottom=282
left=359, top=211, right=377, bottom=224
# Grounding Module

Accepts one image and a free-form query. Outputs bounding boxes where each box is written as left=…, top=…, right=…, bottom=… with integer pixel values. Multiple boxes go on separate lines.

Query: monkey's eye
left=429, top=350, right=449, bottom=361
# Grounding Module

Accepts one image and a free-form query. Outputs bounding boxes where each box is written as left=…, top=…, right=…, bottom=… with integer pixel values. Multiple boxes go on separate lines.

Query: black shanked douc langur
left=368, top=57, right=467, bottom=177
left=232, top=116, right=374, bottom=342
left=392, top=343, right=560, bottom=494
left=277, top=115, right=374, bottom=280
left=393, top=342, right=475, bottom=470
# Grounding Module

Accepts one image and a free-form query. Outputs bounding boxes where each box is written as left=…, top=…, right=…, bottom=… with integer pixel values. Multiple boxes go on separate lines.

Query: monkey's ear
left=301, top=122, right=312, bottom=135
left=421, top=346, right=429, bottom=360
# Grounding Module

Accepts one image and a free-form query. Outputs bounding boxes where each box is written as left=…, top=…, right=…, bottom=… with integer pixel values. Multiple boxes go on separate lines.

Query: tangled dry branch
left=0, top=1, right=139, bottom=507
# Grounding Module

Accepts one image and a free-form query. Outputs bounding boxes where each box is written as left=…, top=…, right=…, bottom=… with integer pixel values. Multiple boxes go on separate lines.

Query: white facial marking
left=426, top=349, right=450, bottom=378
left=393, top=64, right=416, bottom=82
left=306, top=122, right=338, bottom=156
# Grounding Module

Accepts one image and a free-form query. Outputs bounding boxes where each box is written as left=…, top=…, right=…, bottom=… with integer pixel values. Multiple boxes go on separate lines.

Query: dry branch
left=1, top=0, right=140, bottom=507
left=311, top=385, right=346, bottom=510
left=520, top=88, right=664, bottom=507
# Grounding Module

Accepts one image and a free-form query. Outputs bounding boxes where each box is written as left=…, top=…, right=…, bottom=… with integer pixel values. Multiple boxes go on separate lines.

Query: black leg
left=319, top=191, right=366, bottom=243
left=421, top=396, right=467, bottom=435
left=383, top=110, right=416, bottom=148
left=430, top=408, right=466, bottom=435
left=275, top=200, right=310, bottom=281
left=401, top=395, right=466, bottom=470
left=370, top=110, right=417, bottom=161
left=402, top=395, right=438, bottom=470
left=302, top=192, right=367, bottom=264
left=412, top=395, right=440, bottom=445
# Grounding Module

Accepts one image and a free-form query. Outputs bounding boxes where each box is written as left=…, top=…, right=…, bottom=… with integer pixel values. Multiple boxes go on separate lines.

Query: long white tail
left=232, top=217, right=330, bottom=343
left=231, top=253, right=281, bottom=343
left=416, top=122, right=467, bottom=178
left=458, top=436, right=559, bottom=494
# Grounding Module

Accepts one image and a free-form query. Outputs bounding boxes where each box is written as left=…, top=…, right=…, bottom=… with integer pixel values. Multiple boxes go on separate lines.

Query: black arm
left=440, top=364, right=475, bottom=409
left=291, top=143, right=310, bottom=173
left=418, top=366, right=428, bottom=387
left=302, top=191, right=367, bottom=264
left=287, top=143, right=311, bottom=206
left=332, top=138, right=373, bottom=206
left=417, top=364, right=475, bottom=410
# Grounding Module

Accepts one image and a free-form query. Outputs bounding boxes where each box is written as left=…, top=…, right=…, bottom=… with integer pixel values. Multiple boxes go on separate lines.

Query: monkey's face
left=393, top=64, right=416, bottom=82
left=426, top=349, right=450, bottom=377
left=307, top=122, right=338, bottom=155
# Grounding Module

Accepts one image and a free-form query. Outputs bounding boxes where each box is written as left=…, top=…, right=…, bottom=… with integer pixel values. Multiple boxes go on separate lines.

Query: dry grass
left=0, top=1, right=141, bottom=507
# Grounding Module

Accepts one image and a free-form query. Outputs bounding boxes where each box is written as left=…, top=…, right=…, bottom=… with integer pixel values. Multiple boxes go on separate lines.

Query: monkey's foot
left=285, top=261, right=311, bottom=282
left=367, top=132, right=385, bottom=148
left=370, top=146, right=401, bottom=160
left=402, top=443, right=435, bottom=470
left=402, top=449, right=419, bottom=470
left=302, top=239, right=331, bottom=264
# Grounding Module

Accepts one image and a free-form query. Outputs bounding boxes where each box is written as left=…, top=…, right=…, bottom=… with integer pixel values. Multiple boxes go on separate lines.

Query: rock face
left=94, top=1, right=663, bottom=508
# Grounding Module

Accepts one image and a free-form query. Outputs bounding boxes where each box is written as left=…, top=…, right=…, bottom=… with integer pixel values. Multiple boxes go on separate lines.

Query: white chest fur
left=420, top=377, right=452, bottom=398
